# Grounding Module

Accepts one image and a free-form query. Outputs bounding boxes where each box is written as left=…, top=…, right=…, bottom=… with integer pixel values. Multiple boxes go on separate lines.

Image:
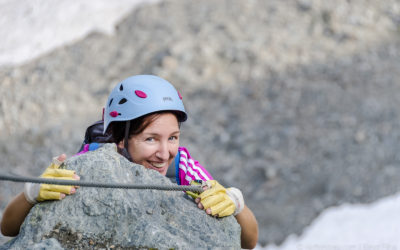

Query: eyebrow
left=143, top=131, right=180, bottom=136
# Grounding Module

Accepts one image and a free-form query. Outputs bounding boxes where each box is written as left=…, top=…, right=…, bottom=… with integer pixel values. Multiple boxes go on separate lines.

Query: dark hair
left=107, top=111, right=183, bottom=144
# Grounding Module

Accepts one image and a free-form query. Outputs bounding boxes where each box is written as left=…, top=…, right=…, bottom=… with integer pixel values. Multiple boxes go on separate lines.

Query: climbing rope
left=0, top=173, right=204, bottom=193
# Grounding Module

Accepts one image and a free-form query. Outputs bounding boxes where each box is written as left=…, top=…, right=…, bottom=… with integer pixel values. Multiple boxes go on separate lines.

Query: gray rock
left=31, top=238, right=63, bottom=250
left=1, top=144, right=241, bottom=249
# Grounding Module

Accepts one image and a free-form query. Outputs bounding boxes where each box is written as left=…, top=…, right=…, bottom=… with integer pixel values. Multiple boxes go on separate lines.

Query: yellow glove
left=198, top=180, right=244, bottom=217
left=186, top=180, right=203, bottom=199
left=24, top=155, right=79, bottom=204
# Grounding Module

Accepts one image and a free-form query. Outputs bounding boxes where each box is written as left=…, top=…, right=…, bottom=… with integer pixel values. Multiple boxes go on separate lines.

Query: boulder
left=1, top=143, right=241, bottom=249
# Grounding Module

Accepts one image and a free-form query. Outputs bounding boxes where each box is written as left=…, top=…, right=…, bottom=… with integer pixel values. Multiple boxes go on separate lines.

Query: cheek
left=172, top=146, right=178, bottom=157
left=128, top=142, right=154, bottom=162
left=169, top=145, right=179, bottom=161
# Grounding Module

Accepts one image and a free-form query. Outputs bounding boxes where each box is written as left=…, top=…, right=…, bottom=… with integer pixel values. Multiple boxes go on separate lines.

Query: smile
left=150, top=162, right=167, bottom=168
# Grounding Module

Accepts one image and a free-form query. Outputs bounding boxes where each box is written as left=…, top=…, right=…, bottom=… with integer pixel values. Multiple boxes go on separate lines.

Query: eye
left=145, top=137, right=155, bottom=142
left=169, top=136, right=178, bottom=141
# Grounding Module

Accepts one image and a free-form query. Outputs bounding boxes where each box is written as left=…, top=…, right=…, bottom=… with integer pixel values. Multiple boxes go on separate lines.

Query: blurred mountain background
left=1, top=0, right=400, bottom=247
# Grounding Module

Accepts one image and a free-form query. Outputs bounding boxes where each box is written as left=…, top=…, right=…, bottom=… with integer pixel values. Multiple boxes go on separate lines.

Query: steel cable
left=0, top=173, right=204, bottom=193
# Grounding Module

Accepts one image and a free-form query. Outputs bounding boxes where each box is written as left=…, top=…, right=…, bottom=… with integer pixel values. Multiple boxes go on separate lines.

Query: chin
left=159, top=168, right=168, bottom=176
left=144, top=164, right=168, bottom=176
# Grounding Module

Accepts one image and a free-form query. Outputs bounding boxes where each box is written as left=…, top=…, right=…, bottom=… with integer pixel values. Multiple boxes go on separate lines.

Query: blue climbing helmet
left=103, top=75, right=187, bottom=134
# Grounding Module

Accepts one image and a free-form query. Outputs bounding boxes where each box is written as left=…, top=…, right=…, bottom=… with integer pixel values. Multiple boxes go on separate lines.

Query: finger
left=199, top=186, right=224, bottom=199
left=37, top=190, right=64, bottom=201
left=210, top=200, right=234, bottom=216
left=201, top=194, right=225, bottom=209
left=42, top=169, right=76, bottom=178
left=186, top=191, right=200, bottom=199
left=41, top=174, right=80, bottom=189
left=41, top=184, right=75, bottom=194
left=50, top=176, right=79, bottom=182
left=199, top=188, right=217, bottom=199
left=73, top=174, right=80, bottom=188
left=195, top=197, right=200, bottom=203
left=198, top=202, right=204, bottom=209
left=56, top=154, right=67, bottom=163
left=49, top=155, right=66, bottom=169
left=217, top=204, right=236, bottom=217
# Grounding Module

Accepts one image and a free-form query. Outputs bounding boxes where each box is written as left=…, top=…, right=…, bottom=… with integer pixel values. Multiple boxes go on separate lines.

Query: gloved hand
left=194, top=180, right=244, bottom=217
left=24, top=154, right=80, bottom=204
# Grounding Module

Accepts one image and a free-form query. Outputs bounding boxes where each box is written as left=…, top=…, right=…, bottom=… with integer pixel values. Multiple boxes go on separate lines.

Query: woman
left=1, top=75, right=258, bottom=248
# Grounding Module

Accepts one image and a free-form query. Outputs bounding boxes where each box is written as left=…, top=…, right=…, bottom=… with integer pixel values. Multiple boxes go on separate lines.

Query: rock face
left=1, top=144, right=241, bottom=249
left=2, top=0, right=400, bottom=246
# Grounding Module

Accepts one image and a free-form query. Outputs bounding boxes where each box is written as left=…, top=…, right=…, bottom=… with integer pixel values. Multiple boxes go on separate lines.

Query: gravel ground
left=1, top=0, right=400, bottom=246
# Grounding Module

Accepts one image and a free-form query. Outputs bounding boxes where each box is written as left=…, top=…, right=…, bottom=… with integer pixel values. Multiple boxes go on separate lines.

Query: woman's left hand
left=24, top=154, right=80, bottom=204
left=194, top=180, right=244, bottom=217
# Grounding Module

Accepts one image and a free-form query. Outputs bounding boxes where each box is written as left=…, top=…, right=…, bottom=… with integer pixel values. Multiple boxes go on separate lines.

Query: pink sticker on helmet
left=135, top=90, right=147, bottom=98
left=177, top=90, right=182, bottom=100
left=109, top=111, right=119, bottom=117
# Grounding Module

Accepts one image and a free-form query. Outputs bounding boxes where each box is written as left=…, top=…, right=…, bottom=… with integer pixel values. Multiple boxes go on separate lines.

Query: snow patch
left=0, top=0, right=159, bottom=66
left=259, top=192, right=400, bottom=250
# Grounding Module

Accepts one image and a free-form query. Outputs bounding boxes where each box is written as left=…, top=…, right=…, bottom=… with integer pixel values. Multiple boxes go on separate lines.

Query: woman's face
left=119, top=113, right=180, bottom=176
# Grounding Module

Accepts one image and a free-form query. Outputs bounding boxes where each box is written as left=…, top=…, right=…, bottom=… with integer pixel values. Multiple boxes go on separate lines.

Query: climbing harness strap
left=174, top=150, right=181, bottom=185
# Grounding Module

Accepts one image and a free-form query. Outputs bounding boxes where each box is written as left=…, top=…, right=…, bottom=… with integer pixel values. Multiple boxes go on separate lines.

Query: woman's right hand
left=23, top=154, right=80, bottom=204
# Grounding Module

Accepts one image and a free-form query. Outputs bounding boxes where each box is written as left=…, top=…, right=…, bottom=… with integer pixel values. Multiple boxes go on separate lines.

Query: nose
left=155, top=142, right=169, bottom=161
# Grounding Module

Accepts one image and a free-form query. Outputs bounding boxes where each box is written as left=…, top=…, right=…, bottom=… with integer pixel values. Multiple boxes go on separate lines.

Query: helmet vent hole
left=119, top=84, right=124, bottom=91
left=109, top=98, right=113, bottom=107
left=119, top=98, right=127, bottom=105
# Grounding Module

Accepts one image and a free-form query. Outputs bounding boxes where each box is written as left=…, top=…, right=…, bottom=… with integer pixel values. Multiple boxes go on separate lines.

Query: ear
left=117, top=140, right=125, bottom=149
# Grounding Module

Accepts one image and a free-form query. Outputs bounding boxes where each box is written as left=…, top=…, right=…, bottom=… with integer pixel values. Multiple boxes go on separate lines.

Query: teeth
left=151, top=162, right=166, bottom=168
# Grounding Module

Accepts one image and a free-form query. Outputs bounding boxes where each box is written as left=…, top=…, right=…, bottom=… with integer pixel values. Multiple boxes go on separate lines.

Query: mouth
left=146, top=161, right=168, bottom=173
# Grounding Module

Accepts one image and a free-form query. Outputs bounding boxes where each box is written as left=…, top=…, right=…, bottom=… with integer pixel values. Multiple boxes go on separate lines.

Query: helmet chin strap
left=121, top=120, right=133, bottom=162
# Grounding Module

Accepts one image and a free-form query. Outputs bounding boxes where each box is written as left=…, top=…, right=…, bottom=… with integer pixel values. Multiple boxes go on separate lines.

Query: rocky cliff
left=1, top=0, right=400, bottom=245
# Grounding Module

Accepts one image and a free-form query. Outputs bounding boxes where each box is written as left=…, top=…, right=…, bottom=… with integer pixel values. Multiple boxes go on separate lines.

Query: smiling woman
left=0, top=75, right=258, bottom=249
left=115, top=112, right=181, bottom=176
